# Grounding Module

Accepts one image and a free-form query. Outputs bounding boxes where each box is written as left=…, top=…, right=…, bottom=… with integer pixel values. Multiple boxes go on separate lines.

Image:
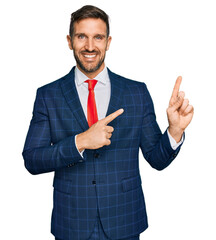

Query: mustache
left=81, top=50, right=98, bottom=54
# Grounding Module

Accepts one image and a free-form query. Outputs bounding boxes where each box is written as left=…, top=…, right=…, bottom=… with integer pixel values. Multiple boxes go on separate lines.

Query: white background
left=1, top=0, right=216, bottom=239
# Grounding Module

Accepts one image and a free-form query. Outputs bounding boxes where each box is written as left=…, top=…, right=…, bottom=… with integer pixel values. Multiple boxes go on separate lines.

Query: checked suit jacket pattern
left=22, top=67, right=183, bottom=240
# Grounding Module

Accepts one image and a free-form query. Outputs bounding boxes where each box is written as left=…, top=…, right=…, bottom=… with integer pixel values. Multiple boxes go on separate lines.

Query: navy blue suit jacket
left=23, top=67, right=183, bottom=240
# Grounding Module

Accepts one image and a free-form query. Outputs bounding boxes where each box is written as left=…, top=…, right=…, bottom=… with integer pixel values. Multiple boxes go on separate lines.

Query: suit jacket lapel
left=60, top=67, right=125, bottom=132
left=60, top=67, right=89, bottom=132
left=106, top=68, right=125, bottom=118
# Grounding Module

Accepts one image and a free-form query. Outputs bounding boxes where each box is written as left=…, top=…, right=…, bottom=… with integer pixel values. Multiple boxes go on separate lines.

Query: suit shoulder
left=123, top=77, right=146, bottom=89
left=37, top=67, right=75, bottom=94
left=109, top=69, right=146, bottom=87
left=37, top=75, right=66, bottom=93
left=109, top=70, right=147, bottom=94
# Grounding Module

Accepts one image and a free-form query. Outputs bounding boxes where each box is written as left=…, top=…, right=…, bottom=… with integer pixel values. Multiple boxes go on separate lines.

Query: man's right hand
left=76, top=109, right=124, bottom=152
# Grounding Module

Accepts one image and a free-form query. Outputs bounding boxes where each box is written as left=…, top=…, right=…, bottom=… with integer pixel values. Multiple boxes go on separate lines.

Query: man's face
left=67, top=18, right=112, bottom=78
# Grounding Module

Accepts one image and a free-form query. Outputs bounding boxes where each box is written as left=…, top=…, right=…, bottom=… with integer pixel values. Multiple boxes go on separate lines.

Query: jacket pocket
left=121, top=175, right=142, bottom=192
left=53, top=178, right=72, bottom=194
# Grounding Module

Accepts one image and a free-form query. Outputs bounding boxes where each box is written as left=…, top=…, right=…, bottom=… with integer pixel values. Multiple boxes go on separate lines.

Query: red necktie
left=85, top=79, right=98, bottom=127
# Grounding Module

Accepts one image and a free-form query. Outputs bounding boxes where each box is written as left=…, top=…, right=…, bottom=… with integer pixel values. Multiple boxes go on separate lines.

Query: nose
left=85, top=38, right=95, bottom=52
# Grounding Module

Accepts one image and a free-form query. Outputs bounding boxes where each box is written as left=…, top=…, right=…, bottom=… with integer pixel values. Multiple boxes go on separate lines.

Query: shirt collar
left=75, top=66, right=109, bottom=86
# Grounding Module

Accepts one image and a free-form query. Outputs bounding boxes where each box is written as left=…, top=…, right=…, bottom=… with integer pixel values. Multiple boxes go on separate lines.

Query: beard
left=73, top=50, right=106, bottom=74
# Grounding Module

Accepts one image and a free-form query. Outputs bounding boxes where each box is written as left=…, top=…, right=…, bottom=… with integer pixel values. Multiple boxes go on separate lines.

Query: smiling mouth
left=84, top=54, right=96, bottom=58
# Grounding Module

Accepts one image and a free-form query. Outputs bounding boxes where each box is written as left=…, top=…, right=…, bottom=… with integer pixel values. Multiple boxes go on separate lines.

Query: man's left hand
left=167, top=76, right=194, bottom=142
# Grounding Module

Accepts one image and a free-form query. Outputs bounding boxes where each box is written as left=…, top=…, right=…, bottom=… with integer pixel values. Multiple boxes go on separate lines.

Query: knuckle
left=108, top=126, right=114, bottom=132
left=177, top=96, right=182, bottom=103
left=95, top=121, right=101, bottom=127
left=179, top=91, right=185, bottom=97
left=166, top=107, right=171, bottom=114
left=102, top=139, right=107, bottom=146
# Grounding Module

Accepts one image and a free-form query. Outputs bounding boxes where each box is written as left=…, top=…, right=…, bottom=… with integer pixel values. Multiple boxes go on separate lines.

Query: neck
left=77, top=64, right=105, bottom=79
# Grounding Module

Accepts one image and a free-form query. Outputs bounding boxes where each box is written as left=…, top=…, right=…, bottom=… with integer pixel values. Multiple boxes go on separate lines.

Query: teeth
left=84, top=55, right=96, bottom=58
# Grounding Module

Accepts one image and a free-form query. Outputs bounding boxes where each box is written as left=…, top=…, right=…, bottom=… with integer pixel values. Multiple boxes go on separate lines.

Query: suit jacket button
left=68, top=163, right=75, bottom=167
left=94, top=153, right=100, bottom=158
left=92, top=180, right=96, bottom=185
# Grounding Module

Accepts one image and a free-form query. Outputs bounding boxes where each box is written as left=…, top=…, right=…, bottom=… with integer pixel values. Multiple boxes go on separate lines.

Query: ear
left=106, top=36, right=112, bottom=51
left=66, top=35, right=73, bottom=50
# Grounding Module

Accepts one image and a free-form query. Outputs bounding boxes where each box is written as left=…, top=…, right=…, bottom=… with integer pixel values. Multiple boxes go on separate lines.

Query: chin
left=79, top=61, right=103, bottom=74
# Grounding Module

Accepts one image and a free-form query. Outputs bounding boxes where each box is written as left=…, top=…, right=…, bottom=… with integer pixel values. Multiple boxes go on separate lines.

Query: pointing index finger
left=171, top=76, right=182, bottom=100
left=103, top=109, right=124, bottom=125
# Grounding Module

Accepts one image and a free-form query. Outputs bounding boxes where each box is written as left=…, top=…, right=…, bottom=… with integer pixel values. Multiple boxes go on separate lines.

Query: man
left=22, top=5, right=194, bottom=240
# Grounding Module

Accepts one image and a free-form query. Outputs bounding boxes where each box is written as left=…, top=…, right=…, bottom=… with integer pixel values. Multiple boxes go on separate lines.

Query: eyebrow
left=74, top=33, right=86, bottom=36
left=95, top=34, right=106, bottom=38
left=74, top=33, right=106, bottom=38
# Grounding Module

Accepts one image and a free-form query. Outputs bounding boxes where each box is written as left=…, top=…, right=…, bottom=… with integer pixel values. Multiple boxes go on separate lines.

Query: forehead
left=73, top=18, right=107, bottom=35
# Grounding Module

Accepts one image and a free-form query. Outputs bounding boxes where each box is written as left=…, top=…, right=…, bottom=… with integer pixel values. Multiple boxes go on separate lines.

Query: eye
left=78, top=34, right=86, bottom=39
left=95, top=35, right=104, bottom=40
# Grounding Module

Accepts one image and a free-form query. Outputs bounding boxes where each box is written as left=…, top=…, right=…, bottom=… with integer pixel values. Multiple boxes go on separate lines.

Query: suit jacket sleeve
left=22, top=88, right=86, bottom=175
left=139, top=83, right=183, bottom=170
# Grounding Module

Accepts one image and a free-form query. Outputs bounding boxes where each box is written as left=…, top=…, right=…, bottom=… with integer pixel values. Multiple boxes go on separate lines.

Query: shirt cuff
left=167, top=129, right=184, bottom=150
left=75, top=134, right=85, bottom=158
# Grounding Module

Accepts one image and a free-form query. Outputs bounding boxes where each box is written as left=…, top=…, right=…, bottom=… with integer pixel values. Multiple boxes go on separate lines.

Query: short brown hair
left=69, top=5, right=110, bottom=38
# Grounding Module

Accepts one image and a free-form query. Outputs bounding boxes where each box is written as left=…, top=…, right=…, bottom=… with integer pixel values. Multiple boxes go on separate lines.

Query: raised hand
left=76, top=109, right=124, bottom=151
left=167, top=76, right=194, bottom=142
